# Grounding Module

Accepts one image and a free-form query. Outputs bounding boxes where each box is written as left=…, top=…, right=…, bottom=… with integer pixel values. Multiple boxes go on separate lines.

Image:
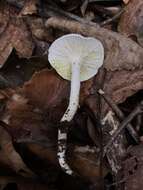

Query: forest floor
left=0, top=0, right=143, bottom=189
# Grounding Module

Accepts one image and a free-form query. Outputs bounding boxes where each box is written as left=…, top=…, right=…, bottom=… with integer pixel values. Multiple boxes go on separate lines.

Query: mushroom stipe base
left=57, top=122, right=73, bottom=175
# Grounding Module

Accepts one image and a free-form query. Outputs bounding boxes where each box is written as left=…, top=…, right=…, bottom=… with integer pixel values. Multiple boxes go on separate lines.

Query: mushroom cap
left=48, top=34, right=104, bottom=82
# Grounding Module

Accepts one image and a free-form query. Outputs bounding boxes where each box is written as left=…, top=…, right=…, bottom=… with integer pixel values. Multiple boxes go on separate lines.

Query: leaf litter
left=0, top=0, right=143, bottom=189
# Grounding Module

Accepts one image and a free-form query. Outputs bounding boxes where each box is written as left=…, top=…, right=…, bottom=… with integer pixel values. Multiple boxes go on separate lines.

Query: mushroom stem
left=57, top=62, right=80, bottom=175
left=61, top=62, right=80, bottom=122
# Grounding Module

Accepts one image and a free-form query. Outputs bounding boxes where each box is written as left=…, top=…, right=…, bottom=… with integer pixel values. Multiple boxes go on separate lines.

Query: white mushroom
left=49, top=34, right=104, bottom=121
left=48, top=33, right=104, bottom=175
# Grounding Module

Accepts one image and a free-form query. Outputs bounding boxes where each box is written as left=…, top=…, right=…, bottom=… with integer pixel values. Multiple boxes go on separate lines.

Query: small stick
left=106, top=178, right=126, bottom=188
left=98, top=89, right=140, bottom=144
left=103, top=102, right=143, bottom=157
left=100, top=8, right=124, bottom=26
left=46, top=5, right=98, bottom=27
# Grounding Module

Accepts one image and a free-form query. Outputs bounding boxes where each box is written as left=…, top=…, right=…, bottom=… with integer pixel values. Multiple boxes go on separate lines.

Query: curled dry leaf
left=0, top=2, right=34, bottom=67
left=118, top=0, right=143, bottom=47
left=0, top=127, right=34, bottom=177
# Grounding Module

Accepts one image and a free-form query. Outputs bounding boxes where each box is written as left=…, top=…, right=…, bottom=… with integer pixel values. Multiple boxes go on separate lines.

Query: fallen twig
left=98, top=89, right=140, bottom=144
left=100, top=8, right=125, bottom=26
left=103, top=101, right=143, bottom=157
left=44, top=4, right=99, bottom=27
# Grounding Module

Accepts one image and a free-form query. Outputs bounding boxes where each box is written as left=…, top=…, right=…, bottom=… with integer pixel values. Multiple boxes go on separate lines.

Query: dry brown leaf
left=103, top=69, right=143, bottom=104
left=10, top=18, right=34, bottom=57
left=0, top=3, right=34, bottom=67
left=0, top=127, right=34, bottom=177
left=1, top=92, right=51, bottom=141
left=118, top=0, right=143, bottom=47
left=22, top=69, right=69, bottom=121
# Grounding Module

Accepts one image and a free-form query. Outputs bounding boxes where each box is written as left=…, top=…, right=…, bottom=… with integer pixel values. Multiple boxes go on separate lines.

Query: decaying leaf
left=1, top=91, right=52, bottom=141
left=22, top=69, right=69, bottom=121
left=118, top=0, right=143, bottom=47
left=0, top=127, right=34, bottom=177
left=0, top=2, right=34, bottom=67
left=103, top=69, right=143, bottom=105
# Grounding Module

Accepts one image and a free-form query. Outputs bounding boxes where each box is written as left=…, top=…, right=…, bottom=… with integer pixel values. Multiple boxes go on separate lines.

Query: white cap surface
left=48, top=34, right=104, bottom=81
